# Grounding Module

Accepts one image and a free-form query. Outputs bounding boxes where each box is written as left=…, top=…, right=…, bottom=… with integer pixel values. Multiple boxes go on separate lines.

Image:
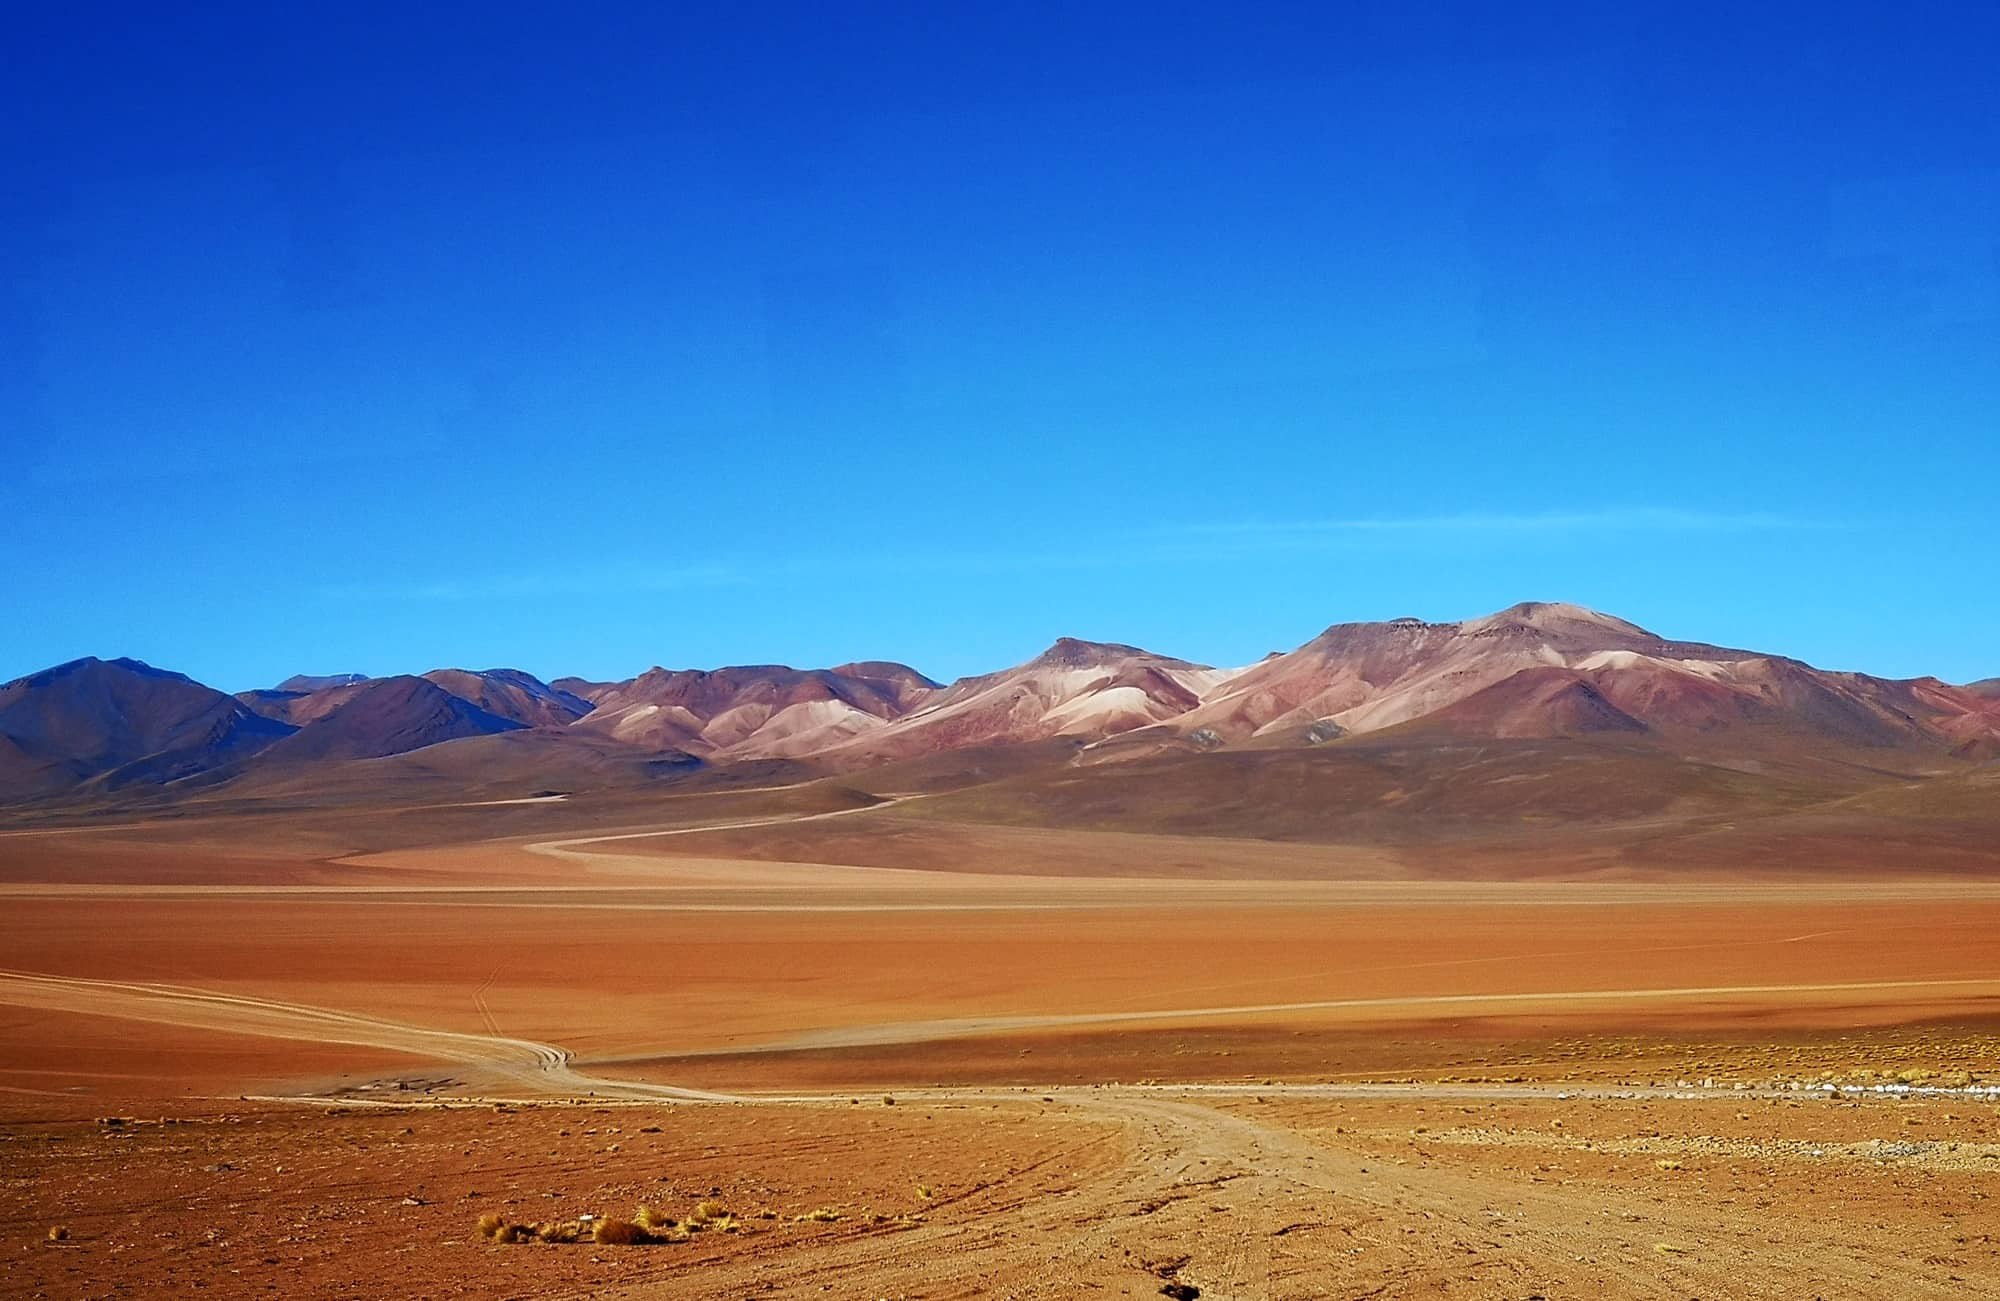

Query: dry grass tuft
left=479, top=1208, right=702, bottom=1248
left=794, top=1206, right=843, bottom=1223
left=683, top=1199, right=737, bottom=1231
left=592, top=1218, right=652, bottom=1246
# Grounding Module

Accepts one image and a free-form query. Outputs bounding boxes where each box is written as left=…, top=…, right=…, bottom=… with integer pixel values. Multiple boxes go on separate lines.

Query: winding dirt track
left=716, top=976, right=2000, bottom=1054
left=8, top=966, right=1989, bottom=1298
left=0, top=970, right=731, bottom=1102
left=629, top=1091, right=1977, bottom=1301
left=10, top=802, right=2000, bottom=1297
left=12, top=964, right=2000, bottom=1080
left=523, top=796, right=919, bottom=871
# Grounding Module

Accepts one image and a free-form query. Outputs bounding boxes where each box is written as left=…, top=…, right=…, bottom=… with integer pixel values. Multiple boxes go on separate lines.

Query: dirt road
left=0, top=970, right=732, bottom=1102
left=6, top=963, right=1993, bottom=1298
left=9, top=799, right=2000, bottom=1298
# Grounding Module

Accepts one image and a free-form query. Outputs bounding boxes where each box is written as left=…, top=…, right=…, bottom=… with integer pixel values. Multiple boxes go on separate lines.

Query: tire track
left=0, top=969, right=732, bottom=1102
left=523, top=795, right=915, bottom=867
left=679, top=975, right=2000, bottom=1057
left=6, top=967, right=1986, bottom=1297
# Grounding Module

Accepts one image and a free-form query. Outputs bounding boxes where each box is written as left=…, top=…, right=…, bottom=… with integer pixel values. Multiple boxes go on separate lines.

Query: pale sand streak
left=523, top=794, right=915, bottom=865
left=0, top=969, right=731, bottom=1101
left=8, top=967, right=2000, bottom=1086
left=595, top=977, right=2000, bottom=1056
left=11, top=881, right=2000, bottom=909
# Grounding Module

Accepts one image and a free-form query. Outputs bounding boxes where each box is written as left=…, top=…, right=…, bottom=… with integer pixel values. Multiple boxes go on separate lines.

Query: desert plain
left=5, top=775, right=1999, bottom=1301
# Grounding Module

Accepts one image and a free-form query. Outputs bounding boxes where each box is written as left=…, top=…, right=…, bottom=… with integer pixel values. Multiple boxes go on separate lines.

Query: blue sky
left=3, top=3, right=1995, bottom=690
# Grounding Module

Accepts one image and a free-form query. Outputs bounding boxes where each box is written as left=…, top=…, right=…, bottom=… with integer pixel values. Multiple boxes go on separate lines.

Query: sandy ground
left=4, top=806, right=1999, bottom=1297
left=9, top=1086, right=1998, bottom=1299
left=5, top=888, right=1998, bottom=1078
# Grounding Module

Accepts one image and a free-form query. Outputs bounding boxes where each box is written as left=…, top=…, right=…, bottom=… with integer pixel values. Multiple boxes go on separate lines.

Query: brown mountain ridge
left=2, top=604, right=1993, bottom=821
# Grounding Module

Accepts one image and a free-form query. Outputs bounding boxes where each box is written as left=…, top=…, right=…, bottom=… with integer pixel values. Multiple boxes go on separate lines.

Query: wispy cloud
left=1171, top=507, right=1812, bottom=537
left=317, top=564, right=748, bottom=603
left=315, top=507, right=1823, bottom=603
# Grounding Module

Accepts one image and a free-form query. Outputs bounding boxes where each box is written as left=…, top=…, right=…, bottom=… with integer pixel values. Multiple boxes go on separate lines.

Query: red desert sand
left=6, top=795, right=2000, bottom=1299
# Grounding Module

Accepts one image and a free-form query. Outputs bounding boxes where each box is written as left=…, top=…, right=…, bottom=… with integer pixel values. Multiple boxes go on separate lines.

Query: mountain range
left=3, top=603, right=1995, bottom=823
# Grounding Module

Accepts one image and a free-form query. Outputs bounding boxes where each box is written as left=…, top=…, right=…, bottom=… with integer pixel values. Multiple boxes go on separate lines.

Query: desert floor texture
left=4, top=790, right=1998, bottom=1299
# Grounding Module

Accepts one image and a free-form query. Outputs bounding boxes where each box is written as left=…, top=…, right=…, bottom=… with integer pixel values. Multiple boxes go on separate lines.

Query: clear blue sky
left=4, top=3, right=1995, bottom=690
